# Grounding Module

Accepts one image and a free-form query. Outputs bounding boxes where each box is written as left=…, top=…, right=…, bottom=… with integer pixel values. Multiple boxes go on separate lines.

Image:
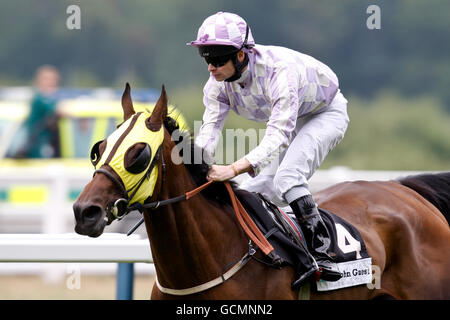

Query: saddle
left=234, top=188, right=373, bottom=291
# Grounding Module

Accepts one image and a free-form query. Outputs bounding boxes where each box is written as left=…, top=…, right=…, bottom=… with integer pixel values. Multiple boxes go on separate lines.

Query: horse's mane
left=163, top=114, right=236, bottom=206
left=398, top=172, right=450, bottom=224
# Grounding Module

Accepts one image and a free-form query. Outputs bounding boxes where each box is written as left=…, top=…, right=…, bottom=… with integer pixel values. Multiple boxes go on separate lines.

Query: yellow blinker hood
left=95, top=112, right=164, bottom=204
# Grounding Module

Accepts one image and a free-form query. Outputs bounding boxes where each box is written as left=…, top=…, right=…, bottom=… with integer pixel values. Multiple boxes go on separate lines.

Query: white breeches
left=239, top=90, right=349, bottom=207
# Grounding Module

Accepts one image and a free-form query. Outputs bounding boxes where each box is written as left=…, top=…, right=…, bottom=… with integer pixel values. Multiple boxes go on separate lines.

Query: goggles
left=204, top=53, right=235, bottom=68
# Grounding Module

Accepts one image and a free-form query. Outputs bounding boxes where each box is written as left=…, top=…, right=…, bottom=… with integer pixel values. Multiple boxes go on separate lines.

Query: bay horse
left=73, top=84, right=450, bottom=299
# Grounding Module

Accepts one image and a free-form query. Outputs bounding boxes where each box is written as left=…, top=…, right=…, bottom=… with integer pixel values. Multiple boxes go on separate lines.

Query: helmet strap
left=225, top=52, right=249, bottom=82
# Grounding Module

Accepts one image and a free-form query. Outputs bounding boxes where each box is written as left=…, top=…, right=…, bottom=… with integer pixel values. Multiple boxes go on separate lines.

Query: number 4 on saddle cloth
left=234, top=189, right=372, bottom=292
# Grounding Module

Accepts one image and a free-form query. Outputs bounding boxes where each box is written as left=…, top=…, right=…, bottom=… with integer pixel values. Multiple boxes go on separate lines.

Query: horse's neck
left=144, top=152, right=246, bottom=289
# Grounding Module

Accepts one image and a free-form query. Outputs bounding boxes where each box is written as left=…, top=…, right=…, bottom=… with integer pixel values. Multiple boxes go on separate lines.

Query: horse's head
left=73, top=83, right=168, bottom=237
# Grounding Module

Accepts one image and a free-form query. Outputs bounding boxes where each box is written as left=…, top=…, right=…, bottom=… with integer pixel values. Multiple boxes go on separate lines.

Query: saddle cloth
left=234, top=188, right=373, bottom=292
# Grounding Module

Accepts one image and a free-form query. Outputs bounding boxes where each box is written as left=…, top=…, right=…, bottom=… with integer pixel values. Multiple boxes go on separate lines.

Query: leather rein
left=93, top=140, right=279, bottom=296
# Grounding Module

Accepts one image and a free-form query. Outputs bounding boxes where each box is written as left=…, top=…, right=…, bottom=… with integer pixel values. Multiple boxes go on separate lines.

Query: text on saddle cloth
left=315, top=208, right=372, bottom=291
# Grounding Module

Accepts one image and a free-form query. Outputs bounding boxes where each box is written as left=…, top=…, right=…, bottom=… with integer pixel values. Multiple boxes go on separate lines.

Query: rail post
left=116, top=262, right=135, bottom=300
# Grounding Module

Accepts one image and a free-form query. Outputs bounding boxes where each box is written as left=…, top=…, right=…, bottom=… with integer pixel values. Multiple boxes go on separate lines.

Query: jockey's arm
left=207, top=65, right=301, bottom=182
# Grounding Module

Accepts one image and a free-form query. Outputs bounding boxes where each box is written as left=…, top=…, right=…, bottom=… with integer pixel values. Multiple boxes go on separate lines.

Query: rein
left=124, top=178, right=276, bottom=260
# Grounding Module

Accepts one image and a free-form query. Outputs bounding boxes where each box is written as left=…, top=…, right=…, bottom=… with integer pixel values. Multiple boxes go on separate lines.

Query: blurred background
left=0, top=0, right=449, bottom=299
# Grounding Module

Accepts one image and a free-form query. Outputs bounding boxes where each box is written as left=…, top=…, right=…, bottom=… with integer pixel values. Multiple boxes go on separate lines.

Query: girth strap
left=155, top=251, right=252, bottom=296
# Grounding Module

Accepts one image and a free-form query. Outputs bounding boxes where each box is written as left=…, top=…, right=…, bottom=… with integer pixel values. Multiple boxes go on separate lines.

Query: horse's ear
left=122, top=82, right=135, bottom=122
left=147, top=84, right=167, bottom=131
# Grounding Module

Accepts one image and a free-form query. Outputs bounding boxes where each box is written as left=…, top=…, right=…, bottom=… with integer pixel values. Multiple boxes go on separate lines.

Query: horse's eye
left=124, top=143, right=152, bottom=174
left=90, top=140, right=105, bottom=167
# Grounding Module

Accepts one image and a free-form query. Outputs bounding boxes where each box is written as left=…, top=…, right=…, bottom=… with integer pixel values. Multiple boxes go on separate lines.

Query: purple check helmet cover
left=187, top=11, right=255, bottom=53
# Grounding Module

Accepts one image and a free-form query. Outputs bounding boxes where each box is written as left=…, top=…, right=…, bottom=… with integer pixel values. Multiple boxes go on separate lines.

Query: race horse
left=73, top=84, right=450, bottom=299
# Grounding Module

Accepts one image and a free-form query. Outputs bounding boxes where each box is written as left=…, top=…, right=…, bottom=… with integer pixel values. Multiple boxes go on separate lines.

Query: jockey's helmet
left=187, top=11, right=255, bottom=57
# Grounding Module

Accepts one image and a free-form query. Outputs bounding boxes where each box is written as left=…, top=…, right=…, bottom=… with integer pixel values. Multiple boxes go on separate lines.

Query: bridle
left=93, top=145, right=164, bottom=225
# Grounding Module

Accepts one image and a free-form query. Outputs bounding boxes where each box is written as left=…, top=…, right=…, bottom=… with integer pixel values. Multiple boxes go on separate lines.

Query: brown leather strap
left=224, top=181, right=275, bottom=256
left=185, top=180, right=215, bottom=200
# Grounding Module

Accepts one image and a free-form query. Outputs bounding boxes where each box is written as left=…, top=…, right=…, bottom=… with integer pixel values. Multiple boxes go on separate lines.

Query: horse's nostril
left=83, top=205, right=103, bottom=222
left=73, top=203, right=82, bottom=219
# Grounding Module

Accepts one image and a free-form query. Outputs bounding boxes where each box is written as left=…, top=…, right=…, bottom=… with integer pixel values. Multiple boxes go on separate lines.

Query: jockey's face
left=208, top=59, right=234, bottom=81
left=207, top=51, right=246, bottom=82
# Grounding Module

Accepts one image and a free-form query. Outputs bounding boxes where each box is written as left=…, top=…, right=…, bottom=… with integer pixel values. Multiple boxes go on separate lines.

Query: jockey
left=187, top=11, right=349, bottom=287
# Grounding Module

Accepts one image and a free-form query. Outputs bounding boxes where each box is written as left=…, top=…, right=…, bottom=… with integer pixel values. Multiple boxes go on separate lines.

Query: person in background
left=15, top=65, right=62, bottom=158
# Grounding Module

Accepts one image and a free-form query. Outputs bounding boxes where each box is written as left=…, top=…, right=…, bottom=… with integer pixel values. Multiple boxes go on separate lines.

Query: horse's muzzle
left=73, top=202, right=106, bottom=237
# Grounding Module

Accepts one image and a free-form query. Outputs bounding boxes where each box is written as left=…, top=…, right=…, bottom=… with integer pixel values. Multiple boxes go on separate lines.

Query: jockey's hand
left=206, top=158, right=252, bottom=182
left=206, top=164, right=236, bottom=182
